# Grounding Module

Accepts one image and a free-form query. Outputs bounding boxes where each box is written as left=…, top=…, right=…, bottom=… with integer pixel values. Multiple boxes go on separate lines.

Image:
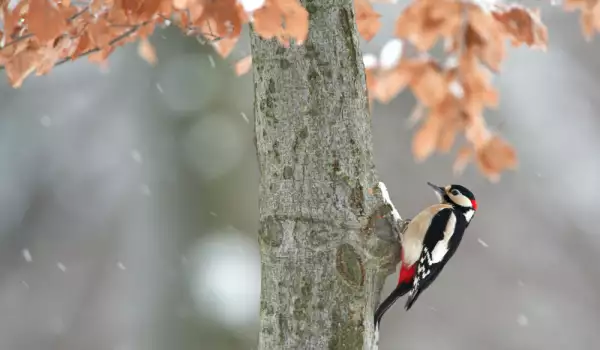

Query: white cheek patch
left=450, top=193, right=472, bottom=208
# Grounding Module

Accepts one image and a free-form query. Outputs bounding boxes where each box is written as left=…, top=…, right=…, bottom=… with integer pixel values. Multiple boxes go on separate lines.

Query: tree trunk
left=250, top=1, right=400, bottom=349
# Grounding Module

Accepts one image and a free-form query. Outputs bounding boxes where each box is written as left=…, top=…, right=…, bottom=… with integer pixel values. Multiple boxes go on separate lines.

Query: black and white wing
left=404, top=207, right=467, bottom=310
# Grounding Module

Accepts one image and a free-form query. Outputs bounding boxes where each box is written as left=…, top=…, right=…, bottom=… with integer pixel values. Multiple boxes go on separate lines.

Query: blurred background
left=0, top=1, right=599, bottom=349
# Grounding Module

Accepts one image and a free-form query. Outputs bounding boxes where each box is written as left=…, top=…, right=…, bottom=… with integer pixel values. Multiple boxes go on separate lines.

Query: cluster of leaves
left=359, top=0, right=548, bottom=181
left=0, top=0, right=598, bottom=181
left=0, top=0, right=308, bottom=87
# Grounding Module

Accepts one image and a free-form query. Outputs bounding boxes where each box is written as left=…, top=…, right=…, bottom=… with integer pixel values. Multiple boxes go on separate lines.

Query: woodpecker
left=374, top=182, right=477, bottom=328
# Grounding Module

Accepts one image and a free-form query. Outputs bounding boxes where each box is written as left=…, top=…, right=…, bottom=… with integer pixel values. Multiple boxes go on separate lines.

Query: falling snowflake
left=130, top=149, right=143, bottom=164
left=40, top=115, right=52, bottom=127
left=477, top=238, right=489, bottom=248
left=517, top=313, right=529, bottom=327
left=22, top=249, right=32, bottom=262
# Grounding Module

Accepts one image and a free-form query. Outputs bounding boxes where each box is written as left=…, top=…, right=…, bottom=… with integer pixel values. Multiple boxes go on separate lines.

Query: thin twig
left=55, top=22, right=148, bottom=67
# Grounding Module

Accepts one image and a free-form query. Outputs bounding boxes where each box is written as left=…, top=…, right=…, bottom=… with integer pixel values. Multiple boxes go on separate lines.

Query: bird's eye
left=451, top=189, right=460, bottom=196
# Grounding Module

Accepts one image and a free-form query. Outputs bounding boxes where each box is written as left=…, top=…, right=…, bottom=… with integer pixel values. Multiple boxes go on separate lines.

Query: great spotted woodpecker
left=374, top=182, right=477, bottom=328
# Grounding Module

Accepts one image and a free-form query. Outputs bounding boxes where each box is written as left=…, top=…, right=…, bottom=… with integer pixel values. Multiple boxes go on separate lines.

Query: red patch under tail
left=398, top=249, right=416, bottom=284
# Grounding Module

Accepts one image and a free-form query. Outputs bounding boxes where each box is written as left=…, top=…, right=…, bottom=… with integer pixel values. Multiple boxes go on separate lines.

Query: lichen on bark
left=250, top=1, right=401, bottom=349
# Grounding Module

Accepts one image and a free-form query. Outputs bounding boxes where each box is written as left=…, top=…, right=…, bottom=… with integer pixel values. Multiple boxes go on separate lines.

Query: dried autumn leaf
left=138, top=38, right=158, bottom=65
left=467, top=3, right=501, bottom=42
left=253, top=0, right=309, bottom=46
left=2, top=1, right=28, bottom=39
left=173, top=0, right=193, bottom=10
left=464, top=113, right=491, bottom=148
left=27, top=0, right=68, bottom=43
left=235, top=55, right=252, bottom=76
left=355, top=0, right=382, bottom=41
left=412, top=112, right=442, bottom=162
left=464, top=24, right=505, bottom=72
left=395, top=0, right=461, bottom=52
left=88, top=46, right=115, bottom=67
left=453, top=145, right=474, bottom=176
left=4, top=48, right=41, bottom=88
left=492, top=6, right=548, bottom=49
left=196, top=0, right=245, bottom=39
left=72, top=31, right=93, bottom=59
left=433, top=97, right=463, bottom=152
left=275, top=0, right=309, bottom=45
left=212, top=36, right=239, bottom=58
left=138, top=22, right=157, bottom=39
left=394, top=0, right=429, bottom=39
left=409, top=62, right=447, bottom=107
left=88, top=18, right=113, bottom=48
left=36, top=38, right=74, bottom=75
left=476, top=135, right=517, bottom=182
left=373, top=62, right=414, bottom=103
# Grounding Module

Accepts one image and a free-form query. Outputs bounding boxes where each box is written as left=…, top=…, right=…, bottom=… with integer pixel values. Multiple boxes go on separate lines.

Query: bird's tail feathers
left=374, top=282, right=412, bottom=328
left=404, top=287, right=422, bottom=311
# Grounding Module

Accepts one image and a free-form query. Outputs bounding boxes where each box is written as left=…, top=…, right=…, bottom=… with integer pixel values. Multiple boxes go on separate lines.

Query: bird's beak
left=427, top=182, right=445, bottom=201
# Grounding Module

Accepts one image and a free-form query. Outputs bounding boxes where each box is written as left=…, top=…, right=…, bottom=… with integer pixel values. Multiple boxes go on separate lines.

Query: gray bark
left=250, top=1, right=401, bottom=349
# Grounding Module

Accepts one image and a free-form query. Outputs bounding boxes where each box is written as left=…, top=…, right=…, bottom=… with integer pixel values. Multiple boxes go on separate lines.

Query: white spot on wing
left=431, top=212, right=456, bottom=263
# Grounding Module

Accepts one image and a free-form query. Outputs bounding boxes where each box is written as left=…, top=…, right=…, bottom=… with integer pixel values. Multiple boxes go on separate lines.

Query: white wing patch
left=431, top=211, right=457, bottom=263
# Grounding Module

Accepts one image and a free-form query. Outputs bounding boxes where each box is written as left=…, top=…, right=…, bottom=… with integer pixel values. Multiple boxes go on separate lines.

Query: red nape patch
left=471, top=200, right=478, bottom=210
left=398, top=263, right=416, bottom=284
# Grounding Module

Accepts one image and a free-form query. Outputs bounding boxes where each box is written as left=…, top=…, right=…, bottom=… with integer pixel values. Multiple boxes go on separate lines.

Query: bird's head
left=427, top=182, right=477, bottom=221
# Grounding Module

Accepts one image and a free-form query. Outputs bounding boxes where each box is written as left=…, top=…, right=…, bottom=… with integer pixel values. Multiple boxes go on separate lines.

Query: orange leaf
left=476, top=135, right=517, bottom=182
left=138, top=38, right=158, bottom=65
left=409, top=62, right=447, bottom=107
left=212, top=36, right=239, bottom=58
left=412, top=113, right=442, bottom=162
left=492, top=6, right=548, bottom=48
left=36, top=38, right=73, bottom=76
left=88, top=46, right=114, bottom=67
left=27, top=0, right=68, bottom=44
left=453, top=145, right=473, bottom=176
left=2, top=1, right=28, bottom=39
left=434, top=97, right=463, bottom=152
left=234, top=55, right=252, bottom=76
left=373, top=62, right=414, bottom=103
left=88, top=18, right=113, bottom=48
left=72, top=31, right=93, bottom=59
left=196, top=0, right=244, bottom=39
left=355, top=0, right=382, bottom=41
left=4, top=48, right=41, bottom=88
left=253, top=0, right=308, bottom=46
